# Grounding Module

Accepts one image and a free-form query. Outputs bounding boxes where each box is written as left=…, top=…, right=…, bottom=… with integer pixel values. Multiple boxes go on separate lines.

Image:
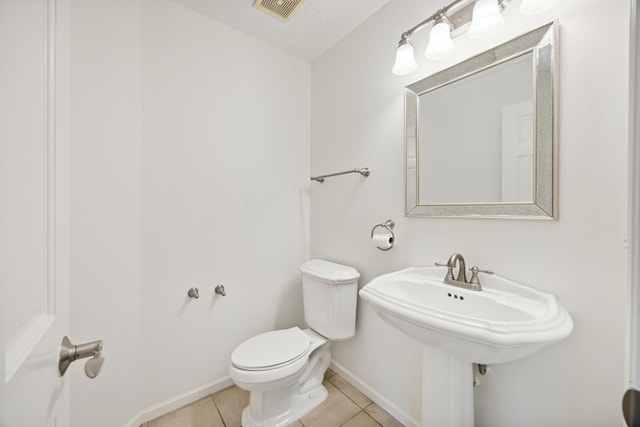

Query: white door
left=0, top=0, right=71, bottom=425
left=501, top=101, right=534, bottom=202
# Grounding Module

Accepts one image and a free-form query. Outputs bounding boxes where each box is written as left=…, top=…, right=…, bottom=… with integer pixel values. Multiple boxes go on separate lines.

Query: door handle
left=58, top=336, right=105, bottom=378
left=623, top=388, right=640, bottom=427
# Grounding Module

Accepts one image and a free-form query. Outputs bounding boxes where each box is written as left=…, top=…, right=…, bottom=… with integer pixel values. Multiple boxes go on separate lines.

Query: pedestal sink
left=359, top=266, right=573, bottom=427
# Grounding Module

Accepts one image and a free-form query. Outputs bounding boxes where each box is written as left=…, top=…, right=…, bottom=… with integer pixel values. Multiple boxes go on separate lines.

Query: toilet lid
left=231, top=327, right=311, bottom=370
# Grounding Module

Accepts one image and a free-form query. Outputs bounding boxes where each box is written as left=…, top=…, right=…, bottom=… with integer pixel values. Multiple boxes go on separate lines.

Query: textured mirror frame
left=405, top=21, right=558, bottom=220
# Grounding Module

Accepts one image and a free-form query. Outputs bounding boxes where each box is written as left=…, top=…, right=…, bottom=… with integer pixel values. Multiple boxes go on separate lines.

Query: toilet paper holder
left=371, top=220, right=395, bottom=251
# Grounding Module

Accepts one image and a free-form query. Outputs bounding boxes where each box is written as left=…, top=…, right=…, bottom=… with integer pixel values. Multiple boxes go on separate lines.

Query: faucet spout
left=446, top=253, right=467, bottom=284
left=437, top=253, right=485, bottom=291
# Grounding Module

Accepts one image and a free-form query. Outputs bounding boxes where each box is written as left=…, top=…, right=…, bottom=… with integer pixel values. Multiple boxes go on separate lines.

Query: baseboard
left=329, top=360, right=420, bottom=427
left=123, top=376, right=235, bottom=427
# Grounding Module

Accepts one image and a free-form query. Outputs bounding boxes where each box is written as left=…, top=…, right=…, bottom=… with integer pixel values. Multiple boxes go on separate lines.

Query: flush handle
left=59, top=336, right=105, bottom=379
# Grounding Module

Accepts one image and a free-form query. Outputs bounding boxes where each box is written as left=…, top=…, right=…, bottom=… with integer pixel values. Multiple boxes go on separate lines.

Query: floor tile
left=211, top=386, right=249, bottom=427
left=325, top=367, right=338, bottom=378
left=364, top=403, right=405, bottom=427
left=141, top=370, right=403, bottom=427
left=341, top=411, right=382, bottom=427
left=148, top=397, right=223, bottom=427
left=328, top=374, right=372, bottom=409
left=300, top=380, right=361, bottom=427
left=147, top=411, right=177, bottom=427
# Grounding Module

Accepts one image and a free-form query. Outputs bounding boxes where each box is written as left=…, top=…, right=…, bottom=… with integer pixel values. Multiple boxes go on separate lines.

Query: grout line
left=210, top=394, right=227, bottom=427
left=339, top=410, right=362, bottom=427
left=328, top=375, right=382, bottom=427
left=327, top=374, right=371, bottom=410
left=338, top=409, right=382, bottom=427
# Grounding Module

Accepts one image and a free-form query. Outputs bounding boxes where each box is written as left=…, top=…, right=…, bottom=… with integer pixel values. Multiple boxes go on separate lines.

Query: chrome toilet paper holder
left=371, top=220, right=395, bottom=251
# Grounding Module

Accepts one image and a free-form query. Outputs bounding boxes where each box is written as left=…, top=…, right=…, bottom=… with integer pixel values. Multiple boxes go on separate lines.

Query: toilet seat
left=231, top=327, right=311, bottom=371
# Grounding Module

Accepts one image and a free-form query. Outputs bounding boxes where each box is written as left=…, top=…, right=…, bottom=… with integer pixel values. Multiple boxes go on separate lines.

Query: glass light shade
left=468, top=0, right=504, bottom=39
left=424, top=22, right=454, bottom=60
left=520, top=0, right=564, bottom=15
left=392, top=41, right=418, bottom=76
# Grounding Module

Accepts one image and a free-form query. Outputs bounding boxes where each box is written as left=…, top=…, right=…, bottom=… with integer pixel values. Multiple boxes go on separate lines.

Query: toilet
left=228, top=259, right=360, bottom=427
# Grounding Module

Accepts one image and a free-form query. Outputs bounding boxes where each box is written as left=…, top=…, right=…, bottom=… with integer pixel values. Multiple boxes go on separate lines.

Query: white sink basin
left=359, top=266, right=573, bottom=364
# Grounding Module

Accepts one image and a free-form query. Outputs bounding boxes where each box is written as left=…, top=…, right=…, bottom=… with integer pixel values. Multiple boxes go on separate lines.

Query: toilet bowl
left=230, top=327, right=331, bottom=427
left=228, top=260, right=360, bottom=427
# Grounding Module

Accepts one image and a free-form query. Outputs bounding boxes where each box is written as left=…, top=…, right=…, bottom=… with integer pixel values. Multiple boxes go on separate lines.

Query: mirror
left=405, top=21, right=558, bottom=219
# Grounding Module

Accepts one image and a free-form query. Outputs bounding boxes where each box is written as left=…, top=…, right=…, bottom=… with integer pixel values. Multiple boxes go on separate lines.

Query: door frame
left=628, top=0, right=640, bottom=388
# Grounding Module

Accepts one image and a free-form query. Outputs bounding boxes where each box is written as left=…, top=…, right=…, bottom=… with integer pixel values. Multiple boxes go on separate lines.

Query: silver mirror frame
left=405, top=21, right=558, bottom=220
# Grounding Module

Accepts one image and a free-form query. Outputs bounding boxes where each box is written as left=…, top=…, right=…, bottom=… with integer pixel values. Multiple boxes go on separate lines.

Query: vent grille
left=254, top=0, right=304, bottom=22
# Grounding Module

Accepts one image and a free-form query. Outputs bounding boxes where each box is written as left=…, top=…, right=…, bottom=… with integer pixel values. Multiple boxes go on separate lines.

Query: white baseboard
left=329, top=360, right=420, bottom=427
left=123, top=376, right=235, bottom=427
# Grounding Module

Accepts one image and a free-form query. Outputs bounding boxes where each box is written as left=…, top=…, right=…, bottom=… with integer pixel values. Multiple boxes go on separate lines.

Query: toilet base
left=239, top=336, right=331, bottom=427
left=241, top=382, right=328, bottom=427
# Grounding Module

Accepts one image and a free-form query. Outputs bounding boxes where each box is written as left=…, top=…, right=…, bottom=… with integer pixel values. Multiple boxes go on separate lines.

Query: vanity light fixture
left=424, top=11, right=455, bottom=59
left=392, top=36, right=419, bottom=75
left=391, top=0, right=564, bottom=76
left=467, top=0, right=504, bottom=39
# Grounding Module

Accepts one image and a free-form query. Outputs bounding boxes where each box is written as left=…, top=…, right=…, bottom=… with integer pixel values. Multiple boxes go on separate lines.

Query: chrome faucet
left=436, top=253, right=493, bottom=291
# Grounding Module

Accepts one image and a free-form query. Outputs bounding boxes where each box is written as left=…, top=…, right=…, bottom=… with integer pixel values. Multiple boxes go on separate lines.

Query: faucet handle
left=435, top=262, right=455, bottom=280
left=469, top=266, right=494, bottom=285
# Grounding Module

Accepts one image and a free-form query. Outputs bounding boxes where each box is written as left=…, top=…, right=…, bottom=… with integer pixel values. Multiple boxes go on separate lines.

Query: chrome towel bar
left=310, top=168, right=370, bottom=183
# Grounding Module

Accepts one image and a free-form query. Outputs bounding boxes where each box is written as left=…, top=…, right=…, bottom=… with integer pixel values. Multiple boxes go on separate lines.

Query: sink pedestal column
left=422, top=346, right=474, bottom=427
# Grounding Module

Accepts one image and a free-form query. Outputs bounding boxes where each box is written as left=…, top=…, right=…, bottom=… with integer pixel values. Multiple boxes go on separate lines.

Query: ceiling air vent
left=254, top=0, right=304, bottom=22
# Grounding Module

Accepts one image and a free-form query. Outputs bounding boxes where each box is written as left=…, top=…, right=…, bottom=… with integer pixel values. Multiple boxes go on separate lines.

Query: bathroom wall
left=139, top=0, right=310, bottom=414
left=311, top=0, right=630, bottom=426
left=70, top=1, right=143, bottom=426
left=70, top=0, right=310, bottom=426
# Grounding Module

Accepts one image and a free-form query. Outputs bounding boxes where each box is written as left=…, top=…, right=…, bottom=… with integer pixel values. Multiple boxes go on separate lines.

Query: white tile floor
left=141, top=369, right=404, bottom=427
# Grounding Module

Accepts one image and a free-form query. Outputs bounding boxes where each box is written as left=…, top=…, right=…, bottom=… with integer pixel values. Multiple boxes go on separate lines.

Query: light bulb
left=520, top=0, right=564, bottom=15
left=425, top=22, right=454, bottom=60
left=392, top=40, right=418, bottom=76
left=468, top=0, right=504, bottom=39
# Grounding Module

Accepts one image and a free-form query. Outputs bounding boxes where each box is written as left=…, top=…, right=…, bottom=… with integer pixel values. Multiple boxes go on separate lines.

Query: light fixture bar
left=393, top=0, right=518, bottom=75
left=392, top=0, right=563, bottom=75
left=400, top=0, right=510, bottom=41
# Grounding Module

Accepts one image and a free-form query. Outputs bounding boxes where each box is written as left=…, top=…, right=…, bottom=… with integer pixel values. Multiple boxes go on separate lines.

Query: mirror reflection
left=405, top=21, right=558, bottom=219
left=418, top=52, right=533, bottom=204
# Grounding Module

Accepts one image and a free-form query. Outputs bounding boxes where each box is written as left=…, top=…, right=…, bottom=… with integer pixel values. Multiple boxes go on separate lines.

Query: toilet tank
left=300, top=259, right=360, bottom=340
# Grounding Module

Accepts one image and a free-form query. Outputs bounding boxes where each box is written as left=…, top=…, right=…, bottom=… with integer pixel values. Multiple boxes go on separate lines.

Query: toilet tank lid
left=300, top=259, right=360, bottom=284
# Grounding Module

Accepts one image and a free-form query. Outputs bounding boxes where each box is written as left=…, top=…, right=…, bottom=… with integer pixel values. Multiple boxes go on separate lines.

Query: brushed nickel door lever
left=59, top=336, right=105, bottom=378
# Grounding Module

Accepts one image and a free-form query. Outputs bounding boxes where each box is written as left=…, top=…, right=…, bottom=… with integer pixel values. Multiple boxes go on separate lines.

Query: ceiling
left=173, top=0, right=391, bottom=61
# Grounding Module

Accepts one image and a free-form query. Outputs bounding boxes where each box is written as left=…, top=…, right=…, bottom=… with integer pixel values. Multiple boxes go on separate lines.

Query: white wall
left=139, top=0, right=310, bottom=413
left=311, top=0, right=629, bottom=426
left=70, top=1, right=143, bottom=426
left=70, top=0, right=310, bottom=425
